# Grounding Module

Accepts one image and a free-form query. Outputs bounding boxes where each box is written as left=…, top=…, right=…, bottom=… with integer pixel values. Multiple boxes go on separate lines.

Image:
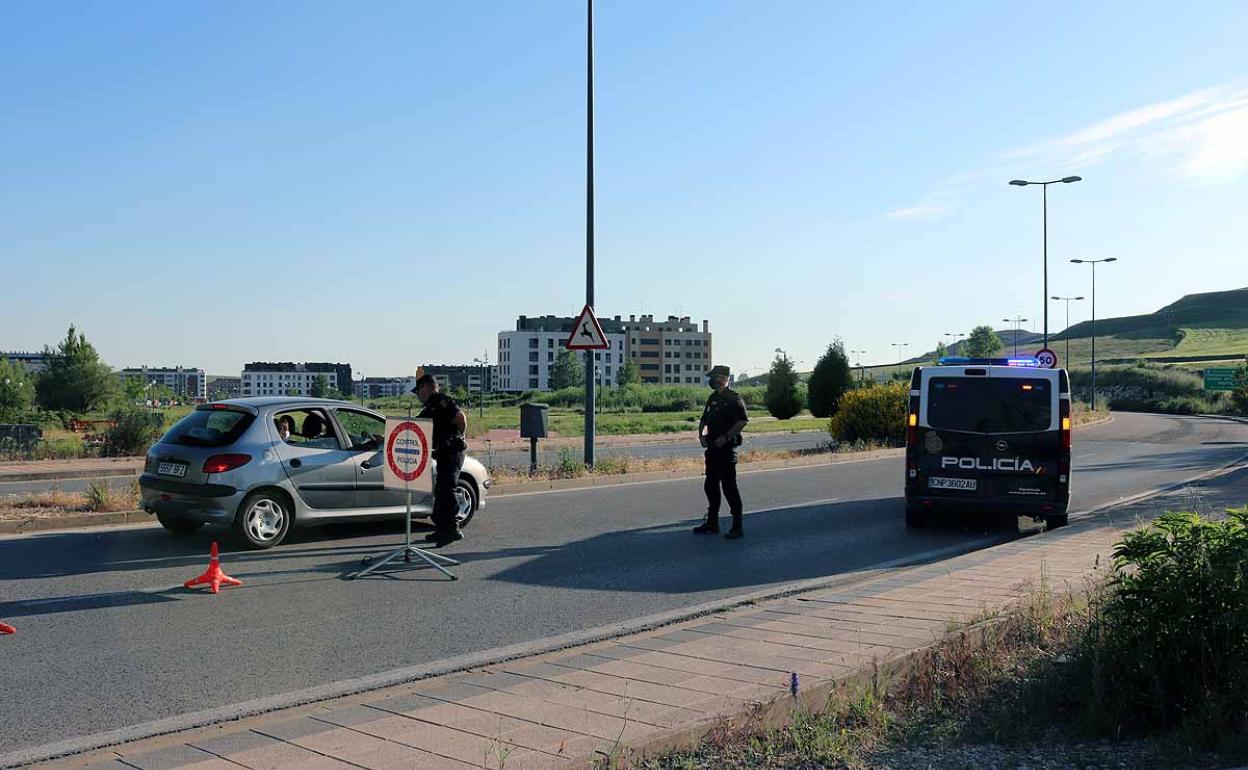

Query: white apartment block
left=241, top=369, right=339, bottom=397
left=359, top=377, right=419, bottom=399
left=497, top=325, right=626, bottom=392
left=620, top=315, right=713, bottom=385
left=119, top=366, right=208, bottom=401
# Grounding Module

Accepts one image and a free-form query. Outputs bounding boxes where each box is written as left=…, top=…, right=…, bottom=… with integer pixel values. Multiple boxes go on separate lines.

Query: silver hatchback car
left=139, top=397, right=490, bottom=548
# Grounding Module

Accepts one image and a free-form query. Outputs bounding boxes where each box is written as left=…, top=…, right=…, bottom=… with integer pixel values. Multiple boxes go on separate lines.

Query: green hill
left=1053, top=286, right=1248, bottom=364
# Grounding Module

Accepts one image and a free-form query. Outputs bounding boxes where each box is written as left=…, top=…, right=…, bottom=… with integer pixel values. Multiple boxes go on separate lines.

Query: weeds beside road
left=643, top=503, right=1248, bottom=770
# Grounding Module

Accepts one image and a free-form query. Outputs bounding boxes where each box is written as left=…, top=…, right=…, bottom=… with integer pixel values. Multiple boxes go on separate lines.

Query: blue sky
left=2, top=1, right=1246, bottom=377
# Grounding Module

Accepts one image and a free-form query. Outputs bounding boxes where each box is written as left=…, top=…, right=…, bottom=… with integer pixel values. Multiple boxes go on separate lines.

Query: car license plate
left=158, top=462, right=187, bottom=478
left=929, top=477, right=976, bottom=491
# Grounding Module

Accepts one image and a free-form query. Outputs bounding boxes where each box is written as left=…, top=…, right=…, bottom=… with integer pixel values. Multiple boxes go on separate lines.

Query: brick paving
left=29, top=466, right=1248, bottom=770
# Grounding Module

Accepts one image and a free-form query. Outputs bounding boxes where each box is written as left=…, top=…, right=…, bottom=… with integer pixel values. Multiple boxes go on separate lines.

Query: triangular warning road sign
left=565, top=304, right=610, bottom=350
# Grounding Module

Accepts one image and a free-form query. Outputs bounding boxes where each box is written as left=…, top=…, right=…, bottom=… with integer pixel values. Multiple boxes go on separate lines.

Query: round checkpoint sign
left=1035, top=348, right=1059, bottom=369
left=385, top=421, right=430, bottom=483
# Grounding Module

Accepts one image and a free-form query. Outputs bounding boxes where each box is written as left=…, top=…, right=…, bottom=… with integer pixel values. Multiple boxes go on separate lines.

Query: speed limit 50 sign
left=1034, top=348, right=1059, bottom=369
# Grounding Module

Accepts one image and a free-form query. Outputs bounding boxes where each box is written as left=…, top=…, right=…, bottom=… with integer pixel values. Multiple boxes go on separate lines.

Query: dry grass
left=487, top=440, right=893, bottom=485
left=0, top=479, right=139, bottom=520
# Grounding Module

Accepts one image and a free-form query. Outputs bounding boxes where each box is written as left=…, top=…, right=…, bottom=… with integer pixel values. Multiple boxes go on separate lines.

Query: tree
left=0, top=357, right=34, bottom=422
left=121, top=377, right=147, bottom=401
left=933, top=341, right=948, bottom=363
left=807, top=340, right=853, bottom=418
left=616, top=359, right=640, bottom=387
left=35, top=326, right=118, bottom=413
left=550, top=350, right=584, bottom=390
left=310, top=374, right=330, bottom=398
left=764, top=355, right=804, bottom=420
left=963, top=325, right=1003, bottom=358
left=1233, top=363, right=1248, bottom=416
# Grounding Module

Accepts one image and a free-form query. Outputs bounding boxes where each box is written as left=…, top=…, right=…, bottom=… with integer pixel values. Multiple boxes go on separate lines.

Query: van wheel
left=1044, top=513, right=1069, bottom=530
left=904, top=501, right=928, bottom=528
left=234, top=491, right=292, bottom=549
left=157, top=511, right=204, bottom=535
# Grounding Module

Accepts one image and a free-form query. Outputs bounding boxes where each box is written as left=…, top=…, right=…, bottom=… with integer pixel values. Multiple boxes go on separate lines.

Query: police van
left=904, top=357, right=1072, bottom=530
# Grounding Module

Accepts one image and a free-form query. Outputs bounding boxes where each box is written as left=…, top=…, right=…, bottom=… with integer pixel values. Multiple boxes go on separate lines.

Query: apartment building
left=2, top=351, right=50, bottom=374
left=118, top=366, right=208, bottom=401
left=619, top=315, right=713, bottom=385
left=420, top=364, right=495, bottom=394
left=241, top=362, right=352, bottom=397
left=358, top=377, right=419, bottom=399
left=496, top=315, right=626, bottom=392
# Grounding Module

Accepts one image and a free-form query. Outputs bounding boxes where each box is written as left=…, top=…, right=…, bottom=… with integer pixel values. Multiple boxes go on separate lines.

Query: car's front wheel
left=234, top=491, right=292, bottom=549
left=156, top=510, right=205, bottom=535
left=454, top=476, right=478, bottom=528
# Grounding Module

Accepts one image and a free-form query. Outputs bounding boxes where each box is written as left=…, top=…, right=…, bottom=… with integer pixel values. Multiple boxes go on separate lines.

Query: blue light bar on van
left=937, top=357, right=1041, bottom=367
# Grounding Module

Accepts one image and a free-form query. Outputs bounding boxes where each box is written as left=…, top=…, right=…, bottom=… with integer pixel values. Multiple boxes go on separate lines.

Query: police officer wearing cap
left=412, top=374, right=468, bottom=547
left=694, top=365, right=749, bottom=539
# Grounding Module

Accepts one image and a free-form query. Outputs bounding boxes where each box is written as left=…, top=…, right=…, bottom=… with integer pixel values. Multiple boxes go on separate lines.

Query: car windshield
left=161, top=408, right=255, bottom=447
left=926, top=377, right=1053, bottom=433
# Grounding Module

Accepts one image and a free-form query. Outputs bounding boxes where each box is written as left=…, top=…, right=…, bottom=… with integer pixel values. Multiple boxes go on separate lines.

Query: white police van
left=904, top=358, right=1072, bottom=529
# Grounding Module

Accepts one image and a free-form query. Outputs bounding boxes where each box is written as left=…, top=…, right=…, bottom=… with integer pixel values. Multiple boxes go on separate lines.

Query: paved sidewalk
left=25, top=466, right=1248, bottom=770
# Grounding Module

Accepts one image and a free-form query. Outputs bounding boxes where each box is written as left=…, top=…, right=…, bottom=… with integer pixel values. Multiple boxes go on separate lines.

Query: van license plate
left=158, top=462, right=187, bottom=478
left=930, top=477, right=976, bottom=491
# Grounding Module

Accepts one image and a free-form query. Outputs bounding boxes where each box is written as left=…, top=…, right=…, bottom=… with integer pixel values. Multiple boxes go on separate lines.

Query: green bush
left=807, top=340, right=853, bottom=418
left=1084, top=508, right=1248, bottom=746
left=828, top=382, right=906, bottom=445
left=1233, top=363, right=1248, bottom=415
left=765, top=356, right=804, bottom=420
left=103, top=407, right=165, bottom=457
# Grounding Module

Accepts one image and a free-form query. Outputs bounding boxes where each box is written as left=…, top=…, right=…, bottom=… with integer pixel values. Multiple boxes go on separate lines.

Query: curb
left=0, top=464, right=143, bottom=483
left=7, top=440, right=1245, bottom=767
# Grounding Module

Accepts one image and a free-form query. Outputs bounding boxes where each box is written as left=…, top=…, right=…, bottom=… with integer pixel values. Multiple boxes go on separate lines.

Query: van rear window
left=161, top=409, right=254, bottom=448
left=926, top=377, right=1052, bottom=433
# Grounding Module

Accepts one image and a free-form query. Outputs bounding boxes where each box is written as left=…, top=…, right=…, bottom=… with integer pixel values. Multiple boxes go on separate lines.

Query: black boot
left=724, top=515, right=744, bottom=540
left=693, top=517, right=720, bottom=535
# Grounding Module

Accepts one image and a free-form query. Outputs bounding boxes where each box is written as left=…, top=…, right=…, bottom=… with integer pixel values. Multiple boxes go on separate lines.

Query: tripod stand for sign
left=349, top=410, right=458, bottom=581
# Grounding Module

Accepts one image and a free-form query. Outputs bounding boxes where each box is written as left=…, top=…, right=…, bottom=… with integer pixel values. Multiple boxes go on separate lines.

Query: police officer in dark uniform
left=412, top=374, right=468, bottom=547
left=694, top=365, right=749, bottom=539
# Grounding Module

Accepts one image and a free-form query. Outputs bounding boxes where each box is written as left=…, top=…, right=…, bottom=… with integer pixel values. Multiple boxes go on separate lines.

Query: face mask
left=708, top=380, right=718, bottom=390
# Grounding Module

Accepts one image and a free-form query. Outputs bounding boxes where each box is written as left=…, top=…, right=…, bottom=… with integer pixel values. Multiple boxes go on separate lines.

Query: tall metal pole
left=1064, top=301, right=1071, bottom=369
left=583, top=0, right=596, bottom=468
left=1042, top=184, right=1048, bottom=350
left=1091, top=262, right=1097, bottom=411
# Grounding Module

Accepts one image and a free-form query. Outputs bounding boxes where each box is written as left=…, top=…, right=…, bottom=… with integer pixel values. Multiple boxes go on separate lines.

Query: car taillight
left=203, top=454, right=251, bottom=474
left=906, top=396, right=919, bottom=446
left=1059, top=400, right=1072, bottom=450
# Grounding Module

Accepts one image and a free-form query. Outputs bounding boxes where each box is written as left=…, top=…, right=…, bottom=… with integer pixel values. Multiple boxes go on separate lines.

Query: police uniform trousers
left=432, top=450, right=465, bottom=534
left=704, top=445, right=743, bottom=526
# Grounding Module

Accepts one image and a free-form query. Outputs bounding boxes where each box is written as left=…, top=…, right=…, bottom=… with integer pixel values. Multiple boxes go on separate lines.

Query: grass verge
left=639, top=506, right=1248, bottom=770
left=0, top=479, right=139, bottom=520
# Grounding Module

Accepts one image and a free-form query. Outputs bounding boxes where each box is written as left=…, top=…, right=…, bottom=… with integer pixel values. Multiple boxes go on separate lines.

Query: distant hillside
left=1058, top=287, right=1248, bottom=340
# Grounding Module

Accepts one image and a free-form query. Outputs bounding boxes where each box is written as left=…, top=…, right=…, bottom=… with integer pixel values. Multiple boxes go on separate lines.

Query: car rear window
left=926, top=377, right=1053, bottom=433
left=161, top=409, right=255, bottom=448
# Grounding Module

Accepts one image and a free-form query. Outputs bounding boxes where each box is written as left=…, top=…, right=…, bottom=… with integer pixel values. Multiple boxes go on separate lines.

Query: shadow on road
left=481, top=496, right=1021, bottom=595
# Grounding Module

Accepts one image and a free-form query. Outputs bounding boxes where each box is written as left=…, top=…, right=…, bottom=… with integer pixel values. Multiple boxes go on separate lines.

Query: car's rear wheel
left=234, top=491, right=292, bottom=549
left=156, top=510, right=204, bottom=535
left=454, top=476, right=478, bottom=528
left=1044, top=513, right=1069, bottom=530
left=904, top=500, right=928, bottom=528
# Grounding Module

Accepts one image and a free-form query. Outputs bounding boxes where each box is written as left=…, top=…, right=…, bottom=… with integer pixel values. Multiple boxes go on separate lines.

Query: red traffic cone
left=0, top=622, right=14, bottom=635
left=184, top=542, right=243, bottom=594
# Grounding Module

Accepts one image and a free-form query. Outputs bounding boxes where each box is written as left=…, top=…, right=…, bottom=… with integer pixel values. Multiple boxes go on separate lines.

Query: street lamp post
left=1009, top=175, right=1082, bottom=350
left=472, top=355, right=487, bottom=420
left=1050, top=295, right=1085, bottom=370
left=1002, top=316, right=1028, bottom=356
left=850, top=349, right=866, bottom=383
left=1070, top=258, right=1117, bottom=410
left=943, top=333, right=965, bottom=357
left=890, top=343, right=909, bottom=378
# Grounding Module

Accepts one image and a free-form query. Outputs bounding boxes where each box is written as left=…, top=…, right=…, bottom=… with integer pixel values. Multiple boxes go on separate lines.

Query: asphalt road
left=0, top=432, right=827, bottom=496
left=1, top=413, right=1244, bottom=757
